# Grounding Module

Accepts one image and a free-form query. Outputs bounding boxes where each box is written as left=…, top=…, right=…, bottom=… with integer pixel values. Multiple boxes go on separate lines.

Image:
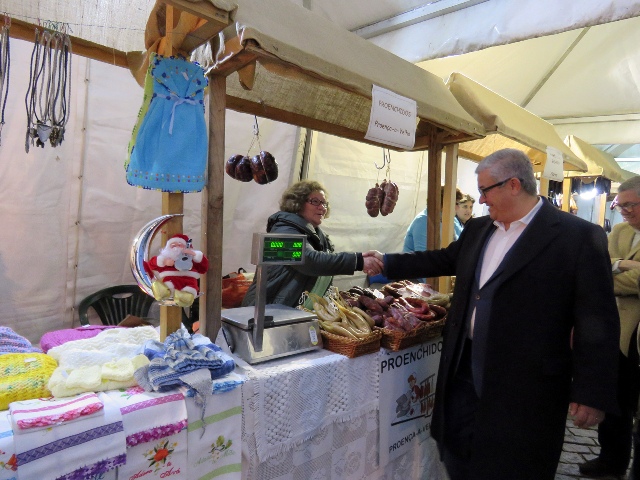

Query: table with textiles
left=0, top=326, right=448, bottom=480
left=237, top=348, right=449, bottom=480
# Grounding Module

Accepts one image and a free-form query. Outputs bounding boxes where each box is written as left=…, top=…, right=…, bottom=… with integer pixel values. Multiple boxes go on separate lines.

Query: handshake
left=362, top=251, right=384, bottom=277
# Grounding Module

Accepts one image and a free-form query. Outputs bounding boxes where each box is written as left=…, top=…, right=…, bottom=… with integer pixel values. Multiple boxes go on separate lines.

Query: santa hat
left=167, top=234, right=190, bottom=247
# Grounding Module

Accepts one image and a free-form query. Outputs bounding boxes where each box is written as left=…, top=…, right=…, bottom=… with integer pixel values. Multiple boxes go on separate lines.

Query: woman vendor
left=241, top=180, right=379, bottom=307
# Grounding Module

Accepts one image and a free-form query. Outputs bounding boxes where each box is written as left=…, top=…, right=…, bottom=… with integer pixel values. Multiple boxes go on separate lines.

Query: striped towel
left=12, top=392, right=126, bottom=479
left=103, top=386, right=187, bottom=447
left=184, top=386, right=241, bottom=480
left=9, top=393, right=104, bottom=432
left=0, top=411, right=17, bottom=480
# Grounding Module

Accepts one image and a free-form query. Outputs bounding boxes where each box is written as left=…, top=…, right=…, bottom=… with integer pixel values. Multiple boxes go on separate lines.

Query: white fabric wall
left=1, top=38, right=482, bottom=346
left=1, top=38, right=297, bottom=344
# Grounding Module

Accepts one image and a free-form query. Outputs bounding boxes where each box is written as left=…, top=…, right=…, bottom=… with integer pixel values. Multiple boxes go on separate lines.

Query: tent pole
left=202, top=74, right=226, bottom=342
left=562, top=178, right=572, bottom=212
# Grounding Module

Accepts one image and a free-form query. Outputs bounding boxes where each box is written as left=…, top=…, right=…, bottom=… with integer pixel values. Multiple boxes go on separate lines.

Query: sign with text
left=379, top=337, right=443, bottom=466
left=365, top=85, right=417, bottom=149
left=542, top=146, right=564, bottom=181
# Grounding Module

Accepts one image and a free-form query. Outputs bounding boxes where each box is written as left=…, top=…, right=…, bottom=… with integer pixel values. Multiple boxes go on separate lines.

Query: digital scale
left=221, top=232, right=322, bottom=364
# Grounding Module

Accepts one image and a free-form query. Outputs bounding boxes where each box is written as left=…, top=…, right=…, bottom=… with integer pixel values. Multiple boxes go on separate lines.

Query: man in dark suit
left=364, top=148, right=620, bottom=480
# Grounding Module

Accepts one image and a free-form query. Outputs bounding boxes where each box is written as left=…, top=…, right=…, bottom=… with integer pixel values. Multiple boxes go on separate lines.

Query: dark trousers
left=443, top=339, right=479, bottom=480
left=598, top=336, right=640, bottom=471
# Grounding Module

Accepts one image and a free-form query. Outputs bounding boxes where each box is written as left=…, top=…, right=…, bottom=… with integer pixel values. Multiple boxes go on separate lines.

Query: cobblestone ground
left=556, top=417, right=632, bottom=480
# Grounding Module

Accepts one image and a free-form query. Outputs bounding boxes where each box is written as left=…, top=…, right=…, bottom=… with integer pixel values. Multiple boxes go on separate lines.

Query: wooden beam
left=426, top=126, right=442, bottom=287
left=158, top=6, right=183, bottom=340
left=8, top=18, right=128, bottom=68
left=202, top=74, right=226, bottom=342
left=162, top=0, right=231, bottom=53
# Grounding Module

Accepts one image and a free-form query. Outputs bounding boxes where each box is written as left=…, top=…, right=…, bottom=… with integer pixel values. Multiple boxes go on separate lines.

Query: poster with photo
left=378, top=337, right=443, bottom=466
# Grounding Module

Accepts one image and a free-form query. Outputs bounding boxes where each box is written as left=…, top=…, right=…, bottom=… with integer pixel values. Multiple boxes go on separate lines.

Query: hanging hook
left=253, top=115, right=260, bottom=137
left=374, top=148, right=387, bottom=170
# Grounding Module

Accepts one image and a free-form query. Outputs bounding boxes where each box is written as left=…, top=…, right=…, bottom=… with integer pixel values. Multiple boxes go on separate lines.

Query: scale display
left=251, top=233, right=306, bottom=265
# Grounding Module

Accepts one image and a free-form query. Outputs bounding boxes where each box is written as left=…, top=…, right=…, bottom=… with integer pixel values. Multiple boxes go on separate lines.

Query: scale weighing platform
left=221, top=232, right=322, bottom=364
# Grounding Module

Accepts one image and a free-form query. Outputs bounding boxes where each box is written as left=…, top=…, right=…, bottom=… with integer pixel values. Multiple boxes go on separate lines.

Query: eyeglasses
left=614, top=201, right=640, bottom=213
left=478, top=177, right=520, bottom=197
left=307, top=198, right=329, bottom=208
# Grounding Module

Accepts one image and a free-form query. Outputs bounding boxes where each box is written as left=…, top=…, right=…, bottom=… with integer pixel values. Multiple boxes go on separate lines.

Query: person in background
left=363, top=148, right=620, bottom=480
left=579, top=176, right=640, bottom=480
left=241, top=180, right=380, bottom=308
left=453, top=192, right=475, bottom=241
left=404, top=188, right=464, bottom=252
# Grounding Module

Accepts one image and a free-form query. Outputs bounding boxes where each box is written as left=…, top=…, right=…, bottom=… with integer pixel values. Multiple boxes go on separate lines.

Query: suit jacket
left=385, top=199, right=619, bottom=480
left=609, top=222, right=640, bottom=356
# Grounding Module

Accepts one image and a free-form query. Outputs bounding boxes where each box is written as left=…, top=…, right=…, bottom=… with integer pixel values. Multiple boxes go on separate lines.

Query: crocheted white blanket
left=243, top=349, right=380, bottom=462
left=47, top=326, right=159, bottom=397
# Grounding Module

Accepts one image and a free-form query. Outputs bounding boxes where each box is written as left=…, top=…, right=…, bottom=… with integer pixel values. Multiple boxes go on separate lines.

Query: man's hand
left=362, top=251, right=384, bottom=276
left=569, top=402, right=605, bottom=428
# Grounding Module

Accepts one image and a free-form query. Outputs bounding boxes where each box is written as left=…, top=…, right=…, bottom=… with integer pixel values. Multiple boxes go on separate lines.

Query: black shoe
left=579, top=458, right=627, bottom=478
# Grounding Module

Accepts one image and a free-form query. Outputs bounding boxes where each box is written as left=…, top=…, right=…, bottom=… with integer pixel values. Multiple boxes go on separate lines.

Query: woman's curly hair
left=280, top=180, right=331, bottom=219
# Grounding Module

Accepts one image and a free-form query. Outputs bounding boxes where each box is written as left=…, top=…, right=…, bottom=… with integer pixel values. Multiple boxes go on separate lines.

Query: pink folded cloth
left=9, top=392, right=104, bottom=432
left=39, top=326, right=119, bottom=353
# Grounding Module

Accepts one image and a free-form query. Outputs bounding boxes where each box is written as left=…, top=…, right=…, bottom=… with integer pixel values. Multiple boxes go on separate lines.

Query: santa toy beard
left=160, top=245, right=183, bottom=261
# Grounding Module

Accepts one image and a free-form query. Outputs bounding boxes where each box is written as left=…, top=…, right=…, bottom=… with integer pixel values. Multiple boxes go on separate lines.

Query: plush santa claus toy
left=144, top=234, right=209, bottom=307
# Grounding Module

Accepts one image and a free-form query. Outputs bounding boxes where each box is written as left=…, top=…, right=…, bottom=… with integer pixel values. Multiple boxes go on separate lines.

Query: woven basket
left=377, top=316, right=446, bottom=351
left=320, top=329, right=382, bottom=358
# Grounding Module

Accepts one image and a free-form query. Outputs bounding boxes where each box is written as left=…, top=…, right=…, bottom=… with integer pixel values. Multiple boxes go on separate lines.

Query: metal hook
left=374, top=149, right=387, bottom=170
left=253, top=115, right=260, bottom=137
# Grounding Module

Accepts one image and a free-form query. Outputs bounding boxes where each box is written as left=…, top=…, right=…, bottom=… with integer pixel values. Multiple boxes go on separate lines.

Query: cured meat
left=365, top=183, right=383, bottom=217
left=380, top=180, right=398, bottom=216
left=225, top=154, right=243, bottom=179
left=234, top=156, right=254, bottom=182
left=251, top=151, right=278, bottom=184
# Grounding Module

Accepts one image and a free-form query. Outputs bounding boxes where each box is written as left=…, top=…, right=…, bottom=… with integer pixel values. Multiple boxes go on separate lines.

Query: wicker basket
left=377, top=317, right=446, bottom=351
left=320, top=329, right=382, bottom=358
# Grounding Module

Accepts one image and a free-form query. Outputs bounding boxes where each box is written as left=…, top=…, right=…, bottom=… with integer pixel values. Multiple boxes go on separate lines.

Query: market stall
left=564, top=134, right=635, bottom=226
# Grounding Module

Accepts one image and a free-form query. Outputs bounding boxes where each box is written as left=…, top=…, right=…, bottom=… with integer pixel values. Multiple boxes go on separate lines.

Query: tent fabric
left=565, top=135, right=633, bottom=182
left=197, top=0, right=485, bottom=146
left=445, top=73, right=587, bottom=172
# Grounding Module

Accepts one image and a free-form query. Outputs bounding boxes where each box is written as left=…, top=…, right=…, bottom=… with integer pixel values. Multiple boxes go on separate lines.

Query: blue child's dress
left=126, top=53, right=207, bottom=192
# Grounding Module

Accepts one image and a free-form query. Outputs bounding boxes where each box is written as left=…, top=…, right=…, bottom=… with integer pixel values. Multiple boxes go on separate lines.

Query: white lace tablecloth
left=240, top=349, right=379, bottom=462
left=239, top=349, right=449, bottom=480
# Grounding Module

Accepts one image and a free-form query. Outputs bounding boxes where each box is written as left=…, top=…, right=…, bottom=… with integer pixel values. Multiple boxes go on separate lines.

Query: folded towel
left=9, top=392, right=104, bottom=432
left=0, top=411, right=17, bottom=480
left=13, top=392, right=126, bottom=479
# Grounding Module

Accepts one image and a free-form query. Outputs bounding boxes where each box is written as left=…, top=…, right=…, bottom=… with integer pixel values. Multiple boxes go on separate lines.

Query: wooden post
left=426, top=127, right=442, bottom=287
left=438, top=144, right=458, bottom=294
left=539, top=176, right=549, bottom=198
left=562, top=177, right=572, bottom=212
left=202, top=74, right=226, bottom=342
left=158, top=5, right=184, bottom=340
left=596, top=193, right=607, bottom=227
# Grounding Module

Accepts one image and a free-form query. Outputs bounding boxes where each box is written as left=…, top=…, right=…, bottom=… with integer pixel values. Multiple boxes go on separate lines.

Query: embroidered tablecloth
left=241, top=349, right=380, bottom=462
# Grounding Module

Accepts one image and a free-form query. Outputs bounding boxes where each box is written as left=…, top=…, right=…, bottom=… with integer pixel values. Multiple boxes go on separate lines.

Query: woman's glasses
left=307, top=198, right=329, bottom=208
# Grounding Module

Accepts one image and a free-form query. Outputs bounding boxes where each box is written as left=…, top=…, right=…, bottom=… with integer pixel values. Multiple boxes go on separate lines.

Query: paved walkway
left=556, top=417, right=632, bottom=480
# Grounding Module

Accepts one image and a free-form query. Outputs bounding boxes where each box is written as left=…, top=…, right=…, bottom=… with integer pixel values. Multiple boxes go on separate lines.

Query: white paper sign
left=542, top=146, right=564, bottom=181
left=365, top=85, right=417, bottom=149
left=378, top=337, right=443, bottom=467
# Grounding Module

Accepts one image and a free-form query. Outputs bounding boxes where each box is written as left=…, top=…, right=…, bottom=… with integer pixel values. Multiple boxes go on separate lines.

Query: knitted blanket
left=0, top=353, right=57, bottom=410
left=0, top=327, right=42, bottom=355
left=46, top=326, right=158, bottom=398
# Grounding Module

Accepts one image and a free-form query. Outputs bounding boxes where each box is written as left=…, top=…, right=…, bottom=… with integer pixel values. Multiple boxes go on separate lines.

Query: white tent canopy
left=0, top=0, right=638, bottom=344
